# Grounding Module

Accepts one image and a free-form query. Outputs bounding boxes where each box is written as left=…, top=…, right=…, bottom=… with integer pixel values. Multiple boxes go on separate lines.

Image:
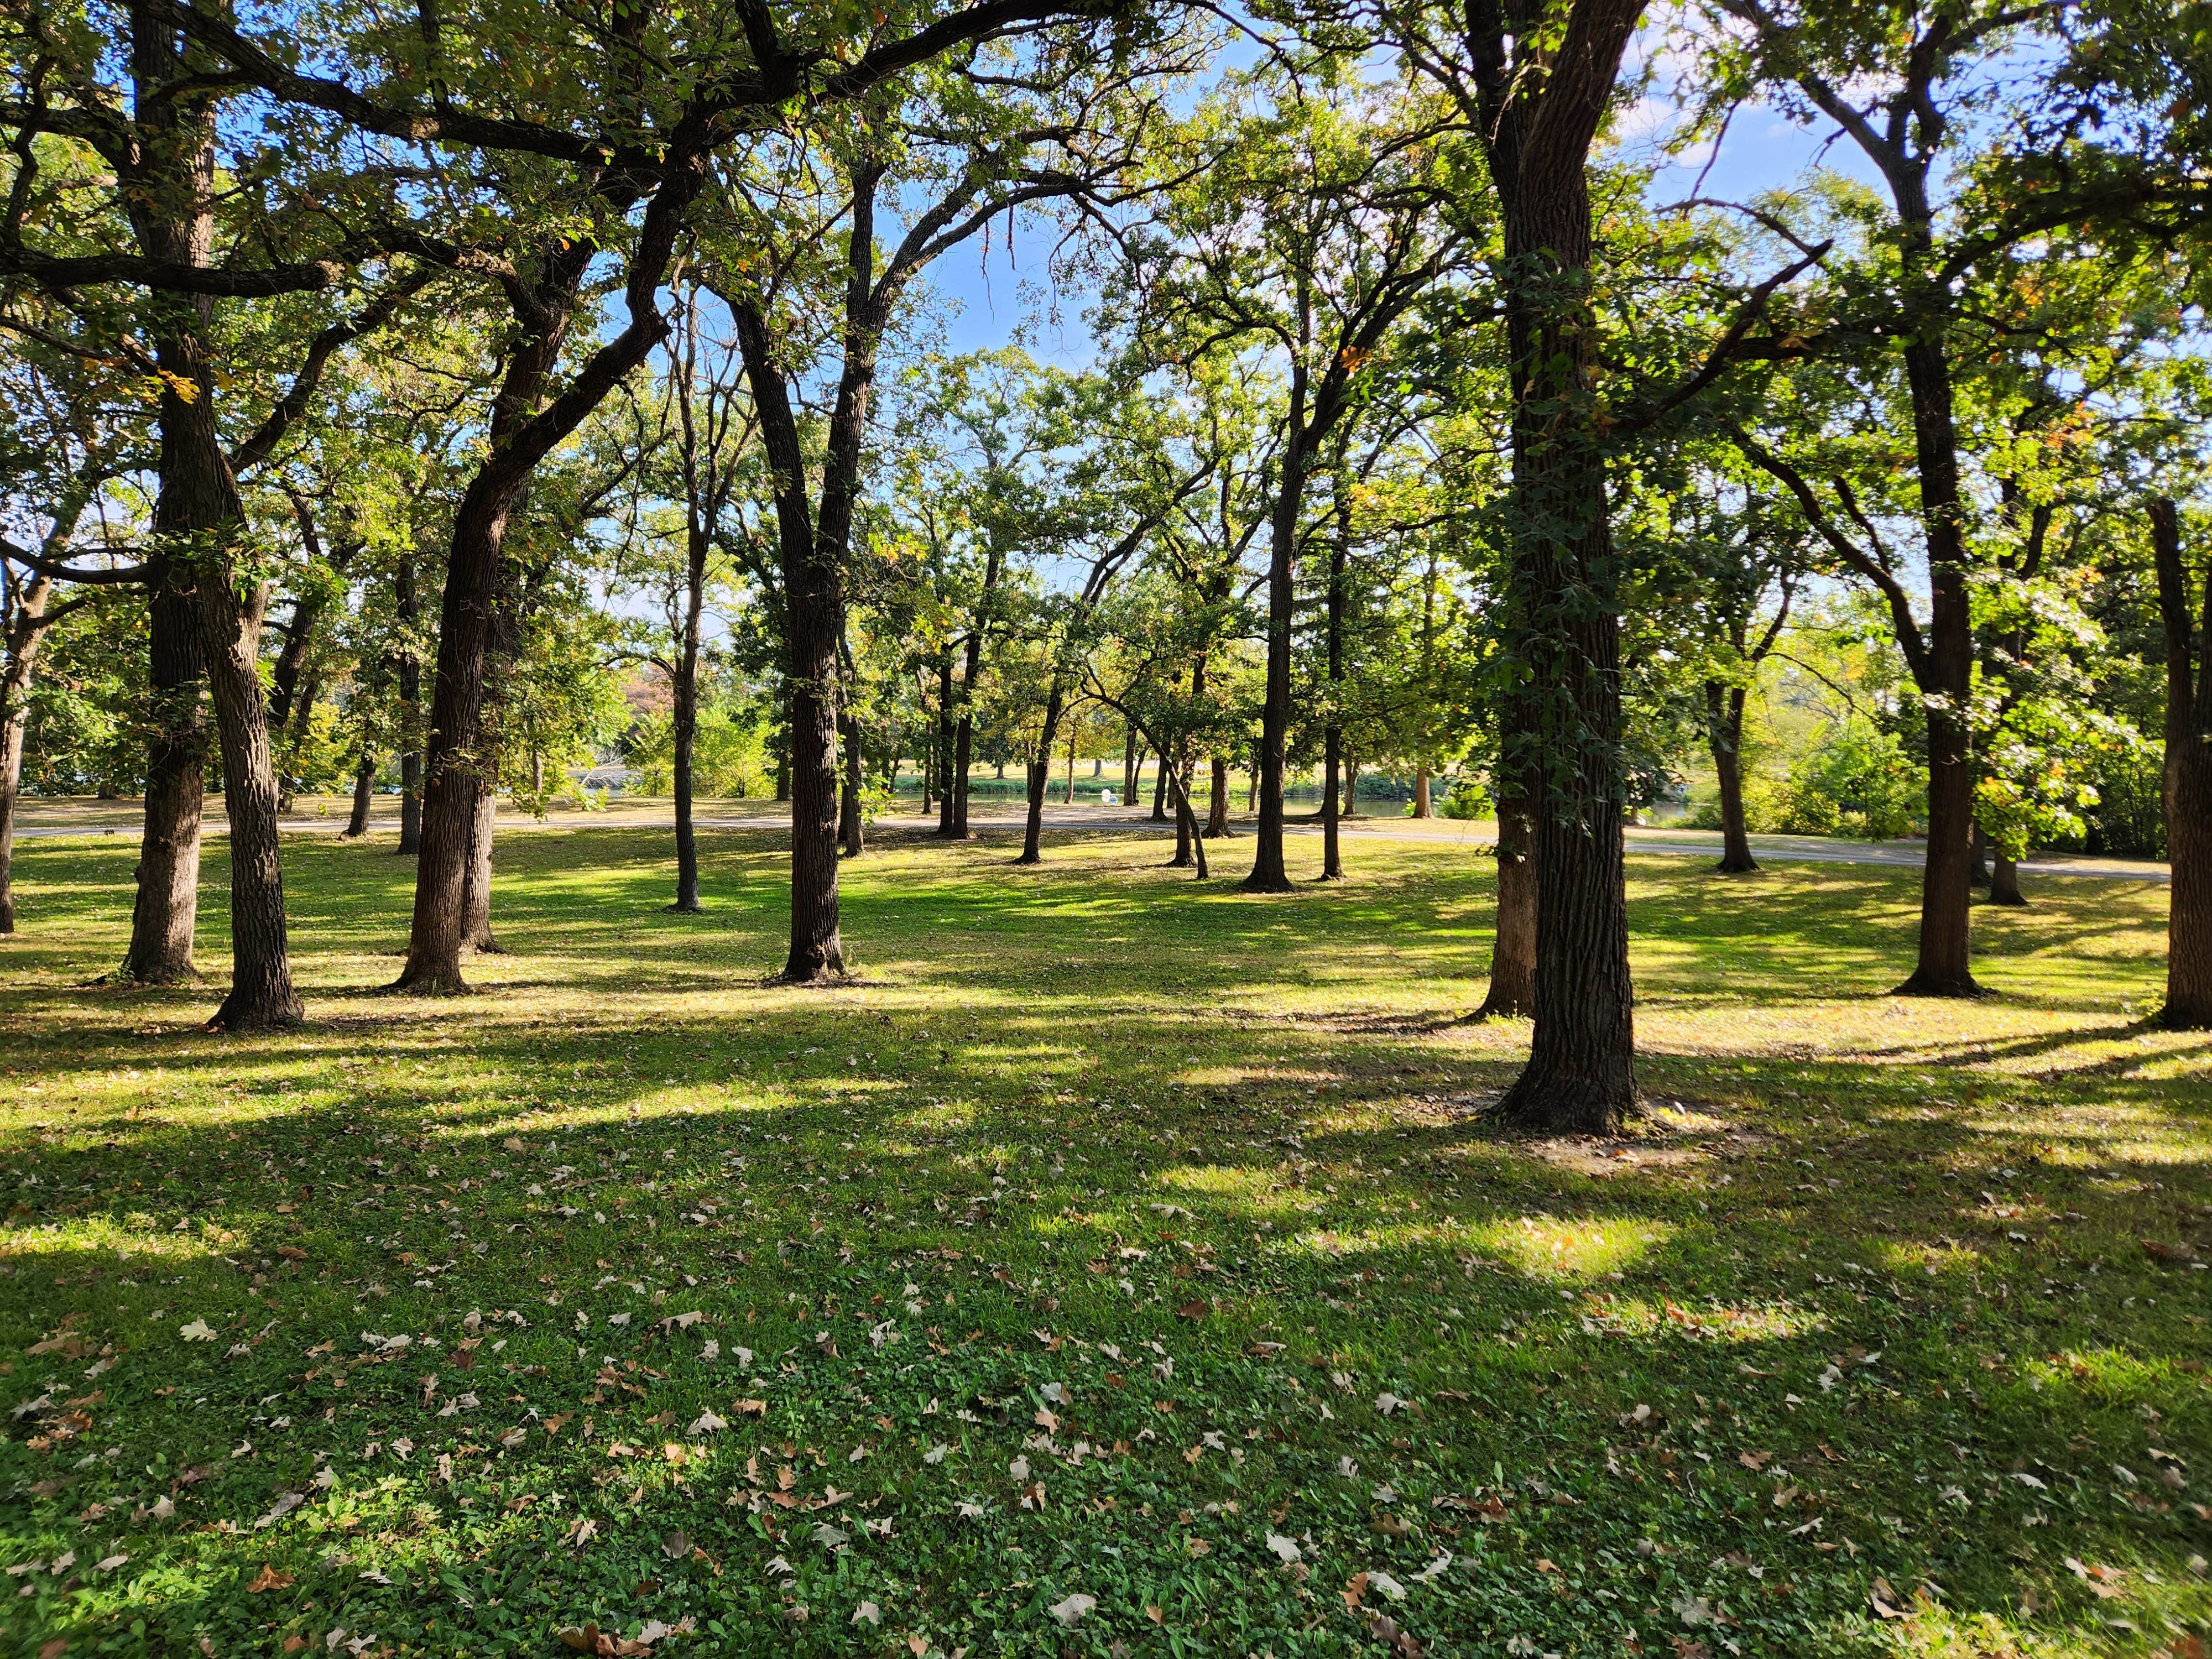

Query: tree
left=1123, top=56, right=1465, bottom=891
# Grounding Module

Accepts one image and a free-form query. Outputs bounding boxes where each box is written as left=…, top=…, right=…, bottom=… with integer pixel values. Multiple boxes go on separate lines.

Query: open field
left=0, top=823, right=2207, bottom=1657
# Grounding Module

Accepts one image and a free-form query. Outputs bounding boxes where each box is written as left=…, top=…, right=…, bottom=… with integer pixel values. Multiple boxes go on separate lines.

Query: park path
left=10, top=793, right=2173, bottom=884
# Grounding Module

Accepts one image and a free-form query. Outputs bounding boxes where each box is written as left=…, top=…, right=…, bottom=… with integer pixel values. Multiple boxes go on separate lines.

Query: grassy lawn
left=1, top=822, right=2208, bottom=1658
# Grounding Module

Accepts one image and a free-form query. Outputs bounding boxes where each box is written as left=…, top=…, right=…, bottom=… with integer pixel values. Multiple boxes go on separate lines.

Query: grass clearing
left=1, top=822, right=2208, bottom=1657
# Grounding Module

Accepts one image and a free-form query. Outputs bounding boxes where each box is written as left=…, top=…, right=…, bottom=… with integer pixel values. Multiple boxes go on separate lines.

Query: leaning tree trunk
left=2153, top=497, right=2212, bottom=1026
left=1707, top=682, right=1759, bottom=874
left=1018, top=684, right=1066, bottom=865
left=394, top=472, right=518, bottom=992
left=1121, top=726, right=1138, bottom=802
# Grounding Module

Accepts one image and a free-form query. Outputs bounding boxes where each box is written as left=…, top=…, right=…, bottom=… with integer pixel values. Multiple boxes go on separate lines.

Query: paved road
left=9, top=795, right=2172, bottom=883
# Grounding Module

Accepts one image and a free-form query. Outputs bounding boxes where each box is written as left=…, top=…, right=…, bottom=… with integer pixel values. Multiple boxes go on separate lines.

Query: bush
left=1438, top=780, right=1490, bottom=820
left=1753, top=720, right=1923, bottom=840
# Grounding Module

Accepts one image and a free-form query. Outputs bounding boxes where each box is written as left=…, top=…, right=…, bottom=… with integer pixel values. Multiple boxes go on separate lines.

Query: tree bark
left=123, top=585, right=206, bottom=983
left=1322, top=726, right=1342, bottom=880
left=841, top=709, right=865, bottom=858
left=1244, top=366, right=1307, bottom=894
left=1018, top=683, right=1065, bottom=865
left=1121, top=724, right=1138, bottom=801
left=2153, top=497, right=2212, bottom=1026
left=935, top=652, right=957, bottom=836
left=1413, top=765, right=1432, bottom=818
left=1477, top=3, right=1644, bottom=1124
left=460, top=784, right=499, bottom=954
left=1204, top=754, right=1231, bottom=837
left=117, top=25, right=298, bottom=1026
left=1473, top=742, right=1537, bottom=1020
left=1989, top=849, right=2026, bottom=906
left=343, top=747, right=375, bottom=838
left=670, top=524, right=706, bottom=910
left=0, top=575, right=61, bottom=935
left=1969, top=818, right=1992, bottom=888
left=396, top=138, right=700, bottom=990
left=1151, top=750, right=1167, bottom=821
left=1707, top=681, right=1759, bottom=873
left=1342, top=758, right=1361, bottom=820
left=920, top=729, right=935, bottom=816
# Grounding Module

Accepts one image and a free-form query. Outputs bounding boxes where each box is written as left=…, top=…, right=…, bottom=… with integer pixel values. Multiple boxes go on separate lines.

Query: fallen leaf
left=179, top=1319, right=215, bottom=1343
left=851, top=1600, right=881, bottom=1627
left=1048, top=1592, right=1095, bottom=1627
left=247, top=1563, right=294, bottom=1593
left=1266, top=1532, right=1302, bottom=1563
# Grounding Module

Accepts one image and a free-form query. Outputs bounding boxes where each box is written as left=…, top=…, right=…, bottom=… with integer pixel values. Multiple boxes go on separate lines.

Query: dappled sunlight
left=1460, top=1214, right=1674, bottom=1282
left=4, top=831, right=2212, bottom=1656
left=1582, top=1292, right=1825, bottom=1345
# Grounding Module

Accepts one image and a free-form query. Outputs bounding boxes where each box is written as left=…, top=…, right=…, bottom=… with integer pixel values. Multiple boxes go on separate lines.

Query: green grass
left=1, top=822, right=2208, bottom=1658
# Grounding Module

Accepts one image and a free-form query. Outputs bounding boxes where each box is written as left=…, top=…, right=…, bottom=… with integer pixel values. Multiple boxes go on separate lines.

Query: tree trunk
left=1969, top=819, right=1992, bottom=888
left=1342, top=758, right=1361, bottom=820
left=1413, top=765, right=1432, bottom=818
left=1063, top=726, right=1077, bottom=804
left=1889, top=327, right=1980, bottom=994
left=1205, top=755, right=1231, bottom=837
left=393, top=139, right=696, bottom=985
left=123, top=586, right=206, bottom=983
left=935, top=653, right=957, bottom=836
left=1248, top=762, right=1259, bottom=812
left=2153, top=497, right=2212, bottom=1025
left=1151, top=752, right=1167, bottom=822
left=1245, top=373, right=1307, bottom=894
left=1989, top=849, right=2026, bottom=906
left=395, top=553, right=422, bottom=856
left=1322, top=724, right=1342, bottom=880
left=920, top=729, right=935, bottom=816
left=1121, top=724, right=1138, bottom=801
left=951, top=716, right=975, bottom=837
left=0, top=577, right=58, bottom=936
left=841, top=709, right=865, bottom=859
left=1166, top=755, right=1208, bottom=879
left=1018, top=684, right=1065, bottom=865
left=671, top=527, right=706, bottom=911
left=343, top=747, right=375, bottom=838
left=1474, top=742, right=1537, bottom=1020
left=199, top=564, right=302, bottom=1027
left=460, top=784, right=499, bottom=954
left=1487, top=117, right=1637, bottom=1126
left=1707, top=681, right=1759, bottom=873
